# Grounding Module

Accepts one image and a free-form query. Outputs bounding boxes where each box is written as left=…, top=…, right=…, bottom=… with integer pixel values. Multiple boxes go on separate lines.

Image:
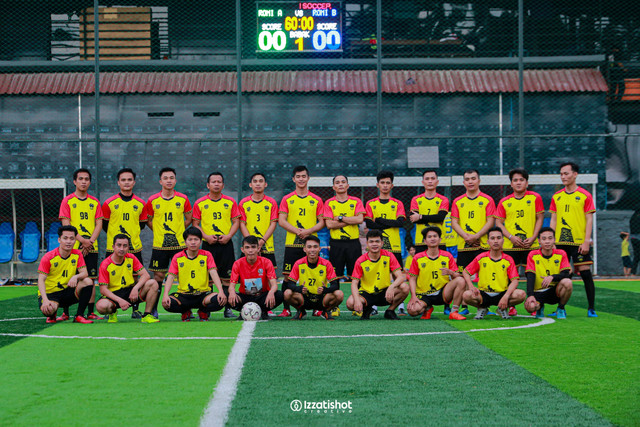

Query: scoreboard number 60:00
left=258, top=30, right=341, bottom=51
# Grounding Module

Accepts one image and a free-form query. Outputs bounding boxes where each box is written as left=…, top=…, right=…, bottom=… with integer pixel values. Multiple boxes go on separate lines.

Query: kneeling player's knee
left=462, top=290, right=473, bottom=302
left=398, top=282, right=410, bottom=295
left=346, top=296, right=354, bottom=310
left=333, top=290, right=344, bottom=302
left=95, top=299, right=112, bottom=314
left=511, top=289, right=526, bottom=303
left=560, top=278, right=573, bottom=290
left=41, top=304, right=56, bottom=316
left=147, top=280, right=159, bottom=292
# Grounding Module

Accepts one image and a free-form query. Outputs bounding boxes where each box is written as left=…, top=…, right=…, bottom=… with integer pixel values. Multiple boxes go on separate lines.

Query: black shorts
left=415, top=244, right=447, bottom=254
left=358, top=290, right=390, bottom=308
left=283, top=247, right=306, bottom=274
left=479, top=291, right=507, bottom=307
left=39, top=287, right=79, bottom=308
left=503, top=250, right=530, bottom=267
left=149, top=248, right=182, bottom=272
left=169, top=292, right=210, bottom=309
left=105, top=250, right=143, bottom=265
left=302, top=293, right=327, bottom=310
left=418, top=290, right=449, bottom=306
left=102, top=287, right=138, bottom=309
left=623, top=256, right=632, bottom=268
left=556, top=244, right=593, bottom=267
left=84, top=252, right=99, bottom=279
left=533, top=287, right=560, bottom=305
left=457, top=249, right=484, bottom=271
left=202, top=241, right=236, bottom=280
left=329, top=239, right=362, bottom=277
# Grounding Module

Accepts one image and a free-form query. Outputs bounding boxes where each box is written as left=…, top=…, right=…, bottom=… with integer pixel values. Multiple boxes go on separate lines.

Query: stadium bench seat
left=45, top=222, right=62, bottom=251
left=0, top=222, right=15, bottom=263
left=19, top=221, right=41, bottom=263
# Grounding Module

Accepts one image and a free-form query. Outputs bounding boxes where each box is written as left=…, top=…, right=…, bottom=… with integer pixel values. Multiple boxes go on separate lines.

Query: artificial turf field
left=0, top=280, right=638, bottom=427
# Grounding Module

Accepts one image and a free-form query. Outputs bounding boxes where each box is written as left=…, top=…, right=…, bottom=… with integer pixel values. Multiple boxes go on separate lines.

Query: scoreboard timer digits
left=257, top=2, right=342, bottom=52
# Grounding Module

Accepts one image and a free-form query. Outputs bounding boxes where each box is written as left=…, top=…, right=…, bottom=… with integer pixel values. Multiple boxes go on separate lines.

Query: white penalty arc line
left=200, top=320, right=256, bottom=427
left=0, top=316, right=554, bottom=341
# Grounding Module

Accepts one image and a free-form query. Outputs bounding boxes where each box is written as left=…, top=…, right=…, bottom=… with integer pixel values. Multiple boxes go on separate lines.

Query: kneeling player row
left=39, top=224, right=573, bottom=323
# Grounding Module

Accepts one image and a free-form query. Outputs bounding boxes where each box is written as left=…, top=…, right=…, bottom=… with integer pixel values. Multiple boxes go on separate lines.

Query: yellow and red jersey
left=59, top=194, right=103, bottom=252
left=168, top=249, right=216, bottom=294
left=102, top=193, right=147, bottom=253
left=279, top=191, right=324, bottom=247
left=549, top=187, right=595, bottom=245
left=288, top=257, right=337, bottom=295
left=408, top=250, right=458, bottom=295
left=37, top=248, right=86, bottom=295
left=145, top=192, right=192, bottom=250
left=494, top=191, right=544, bottom=250
left=352, top=249, right=402, bottom=293
left=410, top=193, right=449, bottom=244
left=365, top=197, right=406, bottom=253
left=98, top=253, right=145, bottom=292
left=526, top=249, right=571, bottom=291
left=323, top=196, right=366, bottom=240
left=193, top=194, right=241, bottom=236
left=451, top=192, right=496, bottom=251
left=239, top=195, right=279, bottom=253
left=465, top=252, right=518, bottom=293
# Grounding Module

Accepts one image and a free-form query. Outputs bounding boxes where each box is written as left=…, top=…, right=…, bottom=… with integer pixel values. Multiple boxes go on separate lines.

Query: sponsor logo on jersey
left=72, top=203, right=77, bottom=208
left=53, top=262, right=58, bottom=267
left=301, top=268, right=305, bottom=274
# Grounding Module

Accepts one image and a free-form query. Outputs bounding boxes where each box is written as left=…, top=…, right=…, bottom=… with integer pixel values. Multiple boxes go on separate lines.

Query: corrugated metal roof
left=0, top=69, right=607, bottom=95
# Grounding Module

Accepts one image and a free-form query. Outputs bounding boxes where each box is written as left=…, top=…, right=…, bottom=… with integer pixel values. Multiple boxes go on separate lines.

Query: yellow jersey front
left=526, top=249, right=571, bottom=291
left=410, top=193, right=449, bottom=244
left=146, top=192, right=192, bottom=250
left=59, top=194, right=103, bottom=252
left=451, top=192, right=496, bottom=251
left=323, top=196, right=366, bottom=240
left=495, top=191, right=544, bottom=250
left=102, top=194, right=147, bottom=252
left=168, top=249, right=216, bottom=294
left=365, top=197, right=406, bottom=253
left=239, top=195, right=279, bottom=253
left=464, top=252, right=518, bottom=293
left=279, top=191, right=324, bottom=247
left=408, top=250, right=458, bottom=295
left=549, top=187, right=595, bottom=245
left=37, top=248, right=86, bottom=295
left=352, top=249, right=402, bottom=293
left=288, top=257, right=337, bottom=295
left=193, top=194, right=241, bottom=236
left=98, top=253, right=145, bottom=292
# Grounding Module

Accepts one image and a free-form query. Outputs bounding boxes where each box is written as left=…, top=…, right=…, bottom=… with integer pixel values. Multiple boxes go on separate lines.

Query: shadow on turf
left=0, top=295, right=57, bottom=348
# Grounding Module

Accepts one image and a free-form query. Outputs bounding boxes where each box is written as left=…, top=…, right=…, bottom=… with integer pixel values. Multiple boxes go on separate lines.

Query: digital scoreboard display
left=256, top=2, right=342, bottom=53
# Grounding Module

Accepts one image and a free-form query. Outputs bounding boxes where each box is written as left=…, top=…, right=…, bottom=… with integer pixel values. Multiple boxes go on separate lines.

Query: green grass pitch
left=0, top=280, right=638, bottom=426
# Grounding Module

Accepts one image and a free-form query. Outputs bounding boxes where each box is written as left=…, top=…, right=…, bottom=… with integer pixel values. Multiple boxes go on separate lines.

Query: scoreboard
left=256, top=2, right=342, bottom=53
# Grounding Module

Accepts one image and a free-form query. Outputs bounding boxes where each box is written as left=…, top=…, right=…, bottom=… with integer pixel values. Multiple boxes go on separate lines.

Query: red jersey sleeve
left=269, top=198, right=278, bottom=221
left=322, top=201, right=335, bottom=219
left=396, top=200, right=406, bottom=218
left=439, top=196, right=450, bottom=212
left=230, top=261, right=240, bottom=285
left=206, top=251, right=217, bottom=270
left=95, top=200, right=104, bottom=219
left=75, top=250, right=86, bottom=269
left=132, top=255, right=144, bottom=273
left=145, top=198, right=155, bottom=219
left=98, top=260, right=110, bottom=285
left=495, top=200, right=507, bottom=220
left=279, top=195, right=290, bottom=214
left=408, top=256, right=420, bottom=276
left=584, top=192, right=596, bottom=213
left=410, top=196, right=419, bottom=211
left=465, top=255, right=480, bottom=276
left=102, top=201, right=111, bottom=220
left=447, top=253, right=458, bottom=272
left=559, top=251, right=571, bottom=270
left=265, top=258, right=277, bottom=280
left=38, top=251, right=53, bottom=274
left=549, top=195, right=557, bottom=213
left=534, top=193, right=545, bottom=214
left=485, top=196, right=496, bottom=217
left=314, top=196, right=324, bottom=218
left=389, top=252, right=402, bottom=271
left=506, top=257, right=519, bottom=280
left=525, top=252, right=536, bottom=272
left=354, top=199, right=366, bottom=215
left=183, top=197, right=192, bottom=214
left=288, top=261, right=300, bottom=282
left=325, top=260, right=337, bottom=281
left=231, top=200, right=241, bottom=219
left=352, top=258, right=364, bottom=279
left=451, top=199, right=460, bottom=219
left=239, top=201, right=247, bottom=223
left=364, top=201, right=374, bottom=219
left=59, top=197, right=71, bottom=219
left=168, top=253, right=180, bottom=276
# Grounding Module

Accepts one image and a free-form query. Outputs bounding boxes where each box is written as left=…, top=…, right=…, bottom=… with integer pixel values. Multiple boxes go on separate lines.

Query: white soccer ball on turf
left=240, top=302, right=262, bottom=321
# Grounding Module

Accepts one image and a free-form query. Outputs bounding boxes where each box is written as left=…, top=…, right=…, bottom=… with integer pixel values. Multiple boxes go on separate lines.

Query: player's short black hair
left=407, top=244, right=416, bottom=250
left=366, top=229, right=383, bottom=240
left=159, top=167, right=176, bottom=178
left=509, top=168, right=529, bottom=181
left=463, top=169, right=480, bottom=178
left=242, top=235, right=260, bottom=246
left=422, top=169, right=438, bottom=178
left=58, top=225, right=77, bottom=237
left=620, top=232, right=629, bottom=239
left=304, top=235, right=321, bottom=245
left=376, top=170, right=394, bottom=182
left=73, top=168, right=91, bottom=181
left=112, top=233, right=131, bottom=245
left=421, top=226, right=442, bottom=239
left=292, top=165, right=309, bottom=177
left=249, top=172, right=266, bottom=182
left=538, top=226, right=555, bottom=238
left=560, top=162, right=579, bottom=173
left=207, top=172, right=224, bottom=184
left=183, top=227, right=202, bottom=240
left=487, top=226, right=503, bottom=237
left=117, top=168, right=136, bottom=180
left=333, top=174, right=348, bottom=184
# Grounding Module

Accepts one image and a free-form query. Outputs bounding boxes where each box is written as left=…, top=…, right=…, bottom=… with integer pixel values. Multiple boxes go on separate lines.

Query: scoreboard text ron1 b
left=256, top=2, right=342, bottom=53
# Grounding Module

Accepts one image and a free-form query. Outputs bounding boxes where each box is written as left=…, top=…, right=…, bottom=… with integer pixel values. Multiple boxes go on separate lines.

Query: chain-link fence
left=1, top=1, right=639, bottom=279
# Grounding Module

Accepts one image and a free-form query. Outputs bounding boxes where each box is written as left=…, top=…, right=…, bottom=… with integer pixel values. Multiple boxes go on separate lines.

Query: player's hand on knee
left=161, top=296, right=171, bottom=310
left=216, top=292, right=227, bottom=305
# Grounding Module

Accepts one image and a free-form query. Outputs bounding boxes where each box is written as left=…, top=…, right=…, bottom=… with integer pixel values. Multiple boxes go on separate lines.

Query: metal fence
left=0, top=0, right=639, bottom=278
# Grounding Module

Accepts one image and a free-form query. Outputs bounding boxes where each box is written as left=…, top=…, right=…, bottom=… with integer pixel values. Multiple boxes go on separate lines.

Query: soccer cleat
left=421, top=306, right=434, bottom=320
left=352, top=310, right=362, bottom=317
left=508, top=307, right=517, bottom=316
left=151, top=309, right=159, bottom=319
left=131, top=310, right=142, bottom=319
left=556, top=308, right=567, bottom=319
left=197, top=309, right=209, bottom=322
left=277, top=309, right=291, bottom=317
left=460, top=307, right=470, bottom=315
left=330, top=307, right=340, bottom=317
left=535, top=307, right=545, bottom=318
left=397, top=307, right=407, bottom=316
left=312, top=310, right=322, bottom=317
left=260, top=310, right=270, bottom=320
left=587, top=309, right=598, bottom=318
left=443, top=306, right=451, bottom=316
left=495, top=307, right=511, bottom=319
left=56, top=313, right=70, bottom=322
left=73, top=315, right=93, bottom=324
left=370, top=307, right=378, bottom=316
left=181, top=310, right=192, bottom=322
left=46, top=317, right=56, bottom=324
left=547, top=311, right=557, bottom=317
left=223, top=307, right=235, bottom=318
left=474, top=307, right=488, bottom=319
left=141, top=314, right=160, bottom=323
left=449, top=311, right=466, bottom=320
left=267, top=310, right=275, bottom=316
left=319, top=310, right=334, bottom=320
left=87, top=312, right=100, bottom=320
left=107, top=313, right=118, bottom=323
left=361, top=306, right=373, bottom=320
left=384, top=309, right=400, bottom=320
left=292, top=309, right=307, bottom=320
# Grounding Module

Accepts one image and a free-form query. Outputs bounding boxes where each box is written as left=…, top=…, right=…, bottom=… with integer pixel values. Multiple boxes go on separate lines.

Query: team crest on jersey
left=127, top=263, right=132, bottom=269
left=179, top=262, right=184, bottom=267
left=526, top=200, right=531, bottom=205
left=441, top=261, right=447, bottom=266
left=114, top=204, right=119, bottom=210
left=554, top=259, right=560, bottom=264
left=156, top=204, right=160, bottom=209
left=418, top=200, right=422, bottom=205
left=71, top=259, right=76, bottom=265
left=204, top=205, right=209, bottom=209
left=479, top=201, right=483, bottom=206
left=507, top=203, right=512, bottom=208
left=310, top=200, right=315, bottom=205
left=483, top=262, right=487, bottom=267
left=350, top=204, right=354, bottom=209
left=176, top=202, right=181, bottom=208
left=133, top=205, right=138, bottom=211
left=460, top=203, right=465, bottom=208
left=199, top=259, right=205, bottom=266
left=383, top=260, right=387, bottom=267
left=111, top=270, right=116, bottom=276
left=258, top=269, right=263, bottom=275
left=575, top=196, right=580, bottom=201
left=536, top=260, right=540, bottom=264
left=301, top=268, right=305, bottom=274
left=420, top=263, right=426, bottom=268
left=289, top=199, right=295, bottom=205
left=502, top=264, right=506, bottom=269
left=89, top=203, right=94, bottom=209
left=319, top=268, right=324, bottom=274
left=365, top=266, right=370, bottom=272
left=246, top=206, right=251, bottom=212
left=224, top=203, right=229, bottom=209
left=264, top=205, right=269, bottom=212
left=53, top=262, right=58, bottom=267
left=435, top=200, right=440, bottom=205
left=72, top=203, right=77, bottom=208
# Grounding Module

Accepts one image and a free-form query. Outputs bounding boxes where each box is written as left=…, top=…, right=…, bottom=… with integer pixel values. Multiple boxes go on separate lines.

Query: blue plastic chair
left=400, top=227, right=408, bottom=259
left=19, top=221, right=41, bottom=263
left=318, top=227, right=331, bottom=260
left=45, top=221, right=62, bottom=251
left=0, top=222, right=14, bottom=263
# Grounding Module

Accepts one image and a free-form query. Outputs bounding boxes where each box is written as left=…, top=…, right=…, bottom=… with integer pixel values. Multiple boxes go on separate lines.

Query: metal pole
left=10, top=189, right=16, bottom=281
left=39, top=189, right=45, bottom=254
left=93, top=1, right=101, bottom=199
left=499, top=93, right=503, bottom=175
left=236, top=0, right=244, bottom=201
left=518, top=0, right=525, bottom=168
left=376, top=0, right=382, bottom=171
left=592, top=182, right=598, bottom=275
left=78, top=94, right=82, bottom=168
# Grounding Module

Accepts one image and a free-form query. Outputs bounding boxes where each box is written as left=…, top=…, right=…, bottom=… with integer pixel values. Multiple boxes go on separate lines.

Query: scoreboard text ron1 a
left=256, top=2, right=342, bottom=53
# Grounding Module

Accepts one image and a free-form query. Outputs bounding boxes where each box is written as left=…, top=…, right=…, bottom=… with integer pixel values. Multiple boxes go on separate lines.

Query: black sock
left=63, top=306, right=69, bottom=316
left=579, top=269, right=596, bottom=310
left=87, top=302, right=95, bottom=314
left=142, top=312, right=149, bottom=317
left=558, top=304, right=565, bottom=309
left=76, top=286, right=92, bottom=317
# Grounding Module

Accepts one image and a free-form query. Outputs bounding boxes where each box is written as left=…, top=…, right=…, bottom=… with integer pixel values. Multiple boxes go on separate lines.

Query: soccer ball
left=240, top=302, right=262, bottom=321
